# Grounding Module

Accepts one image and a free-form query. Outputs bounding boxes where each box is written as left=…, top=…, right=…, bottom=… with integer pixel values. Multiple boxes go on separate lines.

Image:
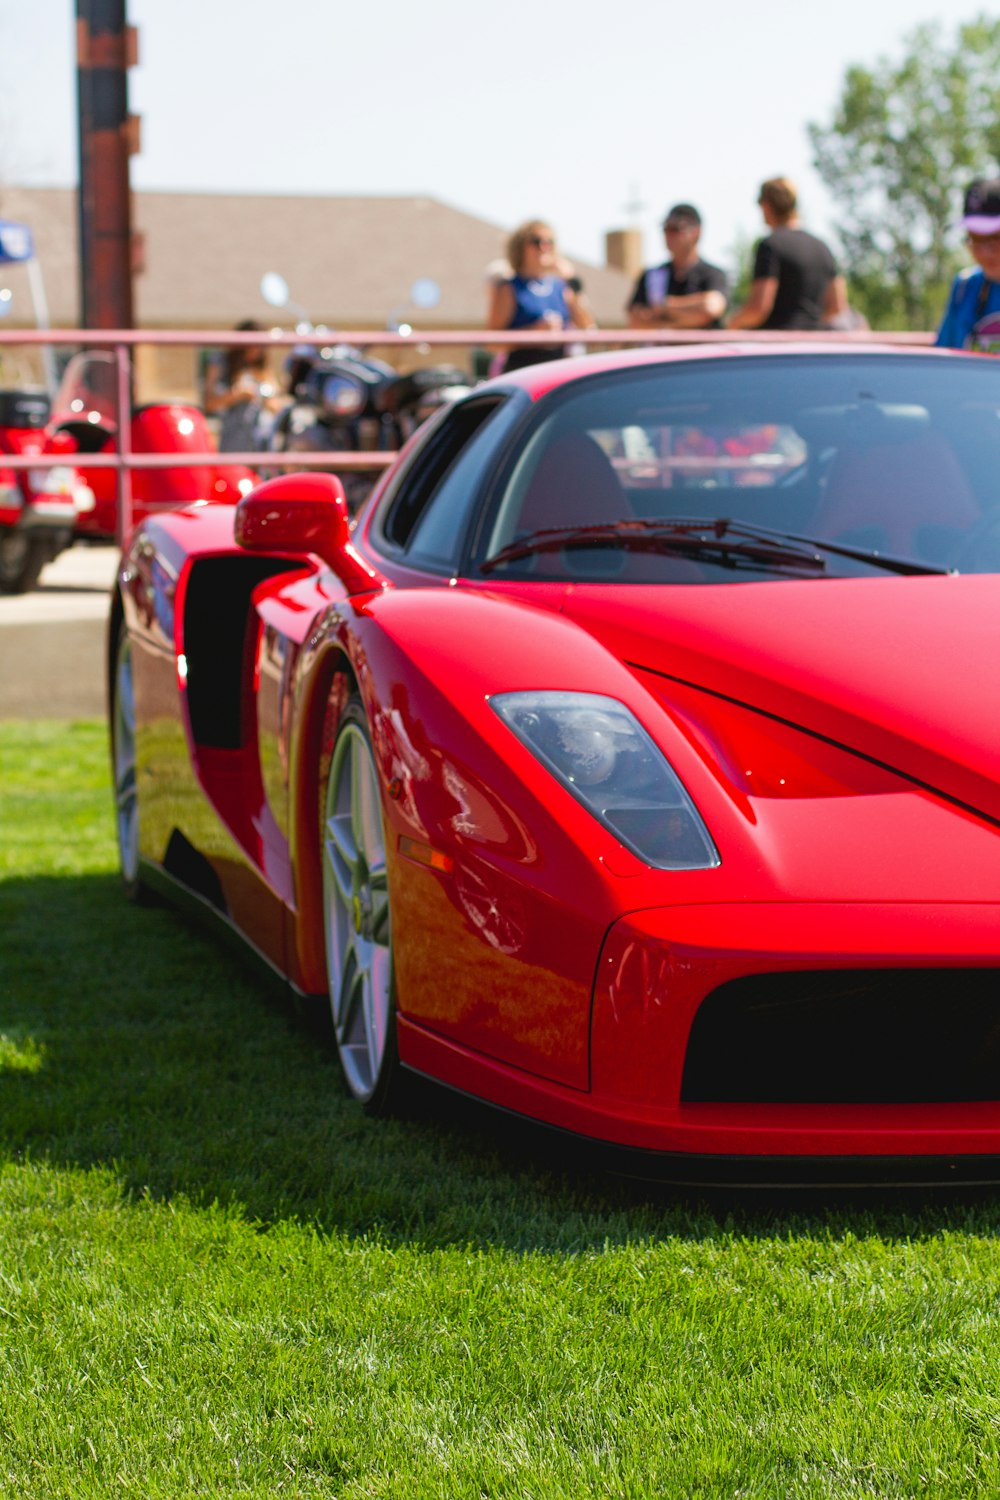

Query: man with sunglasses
left=936, top=179, right=1000, bottom=355
left=627, top=204, right=728, bottom=330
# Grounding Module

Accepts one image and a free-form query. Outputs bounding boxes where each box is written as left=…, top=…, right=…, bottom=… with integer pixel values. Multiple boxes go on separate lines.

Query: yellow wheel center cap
left=352, top=895, right=362, bottom=933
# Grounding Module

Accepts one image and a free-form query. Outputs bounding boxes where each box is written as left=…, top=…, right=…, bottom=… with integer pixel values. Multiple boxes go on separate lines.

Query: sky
left=0, top=0, right=994, bottom=280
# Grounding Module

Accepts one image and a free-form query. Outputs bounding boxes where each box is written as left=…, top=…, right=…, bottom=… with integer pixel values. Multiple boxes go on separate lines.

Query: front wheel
left=0, top=532, right=47, bottom=594
left=321, top=696, right=405, bottom=1115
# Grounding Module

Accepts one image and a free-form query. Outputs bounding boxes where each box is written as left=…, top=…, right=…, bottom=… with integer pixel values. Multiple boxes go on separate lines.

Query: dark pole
left=76, top=0, right=136, bottom=329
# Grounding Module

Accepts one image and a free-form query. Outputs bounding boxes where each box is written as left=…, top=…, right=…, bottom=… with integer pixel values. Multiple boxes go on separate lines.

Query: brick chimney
left=604, top=227, right=643, bottom=279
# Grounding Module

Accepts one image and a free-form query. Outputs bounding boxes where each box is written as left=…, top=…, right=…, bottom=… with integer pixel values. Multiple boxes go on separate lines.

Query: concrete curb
left=0, top=546, right=117, bottom=720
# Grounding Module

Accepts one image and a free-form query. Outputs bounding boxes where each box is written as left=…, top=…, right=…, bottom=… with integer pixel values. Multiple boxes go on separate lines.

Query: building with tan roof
left=0, top=186, right=640, bottom=397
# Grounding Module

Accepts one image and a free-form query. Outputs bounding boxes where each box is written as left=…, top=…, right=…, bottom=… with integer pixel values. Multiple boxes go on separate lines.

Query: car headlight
left=491, top=691, right=719, bottom=870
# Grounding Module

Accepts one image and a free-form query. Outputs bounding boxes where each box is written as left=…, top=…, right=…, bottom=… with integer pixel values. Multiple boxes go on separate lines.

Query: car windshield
left=479, top=354, right=1000, bottom=582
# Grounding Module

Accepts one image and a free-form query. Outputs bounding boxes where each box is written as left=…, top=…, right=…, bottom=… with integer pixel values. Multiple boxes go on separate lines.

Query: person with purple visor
left=936, top=178, right=1000, bottom=354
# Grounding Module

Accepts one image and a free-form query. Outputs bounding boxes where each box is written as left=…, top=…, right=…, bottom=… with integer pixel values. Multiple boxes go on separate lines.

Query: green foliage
left=725, top=228, right=759, bottom=307
left=7, top=720, right=1000, bottom=1494
left=809, top=14, right=1000, bottom=330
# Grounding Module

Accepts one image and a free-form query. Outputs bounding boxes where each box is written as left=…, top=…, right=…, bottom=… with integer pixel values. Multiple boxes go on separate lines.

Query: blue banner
left=0, top=221, right=35, bottom=263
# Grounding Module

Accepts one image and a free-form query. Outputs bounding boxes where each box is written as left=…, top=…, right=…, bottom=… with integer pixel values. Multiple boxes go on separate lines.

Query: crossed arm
left=627, top=289, right=728, bottom=330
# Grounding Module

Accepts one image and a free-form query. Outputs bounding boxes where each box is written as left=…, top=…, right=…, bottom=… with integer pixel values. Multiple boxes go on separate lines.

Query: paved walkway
left=0, top=545, right=119, bottom=718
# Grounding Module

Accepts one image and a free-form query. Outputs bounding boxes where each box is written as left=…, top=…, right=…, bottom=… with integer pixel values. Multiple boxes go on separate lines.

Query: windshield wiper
left=483, top=517, right=827, bottom=575
left=702, top=517, right=952, bottom=576
left=482, top=516, right=951, bottom=578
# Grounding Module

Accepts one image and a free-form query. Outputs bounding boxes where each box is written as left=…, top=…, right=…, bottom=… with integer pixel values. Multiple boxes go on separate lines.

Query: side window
left=406, top=399, right=527, bottom=569
left=380, top=396, right=519, bottom=563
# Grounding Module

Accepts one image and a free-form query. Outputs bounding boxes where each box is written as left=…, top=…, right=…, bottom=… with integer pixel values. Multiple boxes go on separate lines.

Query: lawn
left=2, top=719, right=1000, bottom=1497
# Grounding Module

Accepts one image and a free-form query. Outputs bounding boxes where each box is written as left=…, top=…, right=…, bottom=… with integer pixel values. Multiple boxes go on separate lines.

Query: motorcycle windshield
left=52, top=351, right=234, bottom=512
left=51, top=351, right=118, bottom=431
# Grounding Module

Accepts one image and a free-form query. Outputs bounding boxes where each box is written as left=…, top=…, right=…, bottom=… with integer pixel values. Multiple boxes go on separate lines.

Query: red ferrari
left=110, top=344, right=1000, bottom=1184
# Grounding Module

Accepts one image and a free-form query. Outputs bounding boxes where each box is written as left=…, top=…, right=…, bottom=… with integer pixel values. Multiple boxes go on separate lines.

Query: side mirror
left=234, top=473, right=387, bottom=595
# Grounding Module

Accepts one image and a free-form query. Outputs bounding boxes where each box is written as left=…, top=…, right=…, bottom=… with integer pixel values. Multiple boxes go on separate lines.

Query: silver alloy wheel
left=322, top=710, right=393, bottom=1102
left=112, top=628, right=140, bottom=889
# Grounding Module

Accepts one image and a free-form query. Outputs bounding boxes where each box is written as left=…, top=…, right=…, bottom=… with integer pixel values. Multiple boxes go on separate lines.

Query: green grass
left=2, top=720, right=1000, bottom=1496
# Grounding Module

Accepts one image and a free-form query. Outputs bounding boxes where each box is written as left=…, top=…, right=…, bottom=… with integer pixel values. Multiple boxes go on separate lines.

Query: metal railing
left=0, top=325, right=937, bottom=544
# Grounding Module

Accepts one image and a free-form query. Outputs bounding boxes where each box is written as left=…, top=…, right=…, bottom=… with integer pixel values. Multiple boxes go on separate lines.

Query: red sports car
left=110, top=344, right=1000, bottom=1185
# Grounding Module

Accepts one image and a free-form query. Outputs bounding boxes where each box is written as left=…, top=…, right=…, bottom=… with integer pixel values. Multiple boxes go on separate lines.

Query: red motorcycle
left=0, top=387, right=93, bottom=593
left=49, top=351, right=258, bottom=543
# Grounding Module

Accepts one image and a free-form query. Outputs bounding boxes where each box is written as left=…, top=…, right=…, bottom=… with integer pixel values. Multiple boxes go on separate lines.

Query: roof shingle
left=0, top=186, right=632, bottom=329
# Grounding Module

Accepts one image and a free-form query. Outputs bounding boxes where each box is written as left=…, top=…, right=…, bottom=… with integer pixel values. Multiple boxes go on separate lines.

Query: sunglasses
left=663, top=221, right=695, bottom=233
left=967, top=231, right=1000, bottom=247
left=527, top=235, right=555, bottom=248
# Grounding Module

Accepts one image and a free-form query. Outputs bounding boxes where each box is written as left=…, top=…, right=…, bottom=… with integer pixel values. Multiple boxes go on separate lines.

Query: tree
left=724, top=229, right=757, bottom=309
left=809, top=16, right=1000, bottom=329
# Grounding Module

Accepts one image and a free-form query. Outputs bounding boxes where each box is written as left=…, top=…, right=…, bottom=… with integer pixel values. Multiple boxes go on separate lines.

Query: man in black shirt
left=627, top=203, right=728, bottom=330
left=729, top=177, right=847, bottom=331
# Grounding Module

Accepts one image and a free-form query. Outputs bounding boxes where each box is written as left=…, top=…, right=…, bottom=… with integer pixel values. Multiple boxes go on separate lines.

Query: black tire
left=0, top=532, right=46, bottom=594
left=320, top=695, right=405, bottom=1115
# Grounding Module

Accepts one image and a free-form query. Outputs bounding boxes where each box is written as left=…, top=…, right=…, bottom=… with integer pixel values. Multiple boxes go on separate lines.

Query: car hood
left=559, top=574, right=1000, bottom=822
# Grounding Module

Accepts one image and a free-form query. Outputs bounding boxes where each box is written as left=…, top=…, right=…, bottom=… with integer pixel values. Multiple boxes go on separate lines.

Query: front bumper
left=591, top=902, right=1000, bottom=1158
left=401, top=901, right=1000, bottom=1170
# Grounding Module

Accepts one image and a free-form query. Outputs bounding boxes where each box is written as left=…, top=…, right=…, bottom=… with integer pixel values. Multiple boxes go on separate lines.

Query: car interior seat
left=515, top=430, right=632, bottom=536
left=507, top=429, right=706, bottom=582
left=814, top=432, right=980, bottom=562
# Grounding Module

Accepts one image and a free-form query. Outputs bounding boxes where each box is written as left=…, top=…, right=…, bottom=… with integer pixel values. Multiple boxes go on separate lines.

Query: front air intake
left=681, top=970, right=1000, bottom=1104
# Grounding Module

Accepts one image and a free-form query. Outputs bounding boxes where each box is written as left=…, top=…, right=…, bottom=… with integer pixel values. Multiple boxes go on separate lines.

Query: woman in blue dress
left=487, top=220, right=595, bottom=371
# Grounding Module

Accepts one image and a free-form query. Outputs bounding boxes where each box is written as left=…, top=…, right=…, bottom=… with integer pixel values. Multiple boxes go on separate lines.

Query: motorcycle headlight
left=320, top=374, right=365, bottom=419
left=491, top=690, right=719, bottom=870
